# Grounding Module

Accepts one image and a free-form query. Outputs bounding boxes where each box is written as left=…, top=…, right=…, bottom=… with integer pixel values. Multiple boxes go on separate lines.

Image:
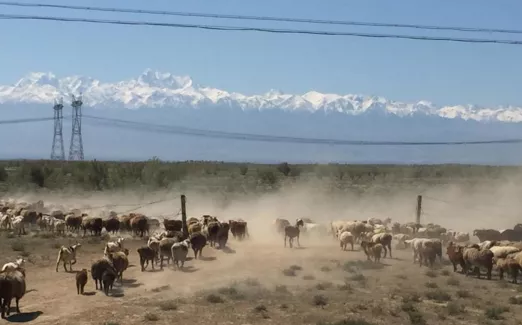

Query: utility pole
left=68, top=94, right=84, bottom=160
left=50, top=97, right=65, bottom=160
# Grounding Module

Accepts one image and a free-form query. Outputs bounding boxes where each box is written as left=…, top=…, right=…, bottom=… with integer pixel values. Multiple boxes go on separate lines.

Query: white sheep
left=405, top=238, right=437, bottom=263
left=489, top=246, right=521, bottom=259
left=0, top=214, right=12, bottom=230
left=147, top=236, right=161, bottom=261
left=1, top=257, right=26, bottom=272
left=478, top=240, right=497, bottom=250
left=104, top=237, right=125, bottom=256
left=170, top=238, right=190, bottom=269
left=11, top=215, right=26, bottom=236
left=373, top=224, right=387, bottom=234
left=393, top=233, right=410, bottom=249
left=338, top=231, right=354, bottom=251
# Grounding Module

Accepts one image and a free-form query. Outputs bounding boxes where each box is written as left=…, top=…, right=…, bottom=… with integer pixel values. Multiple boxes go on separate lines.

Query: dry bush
left=143, top=312, right=159, bottom=321
left=206, top=294, right=225, bottom=304
left=158, top=300, right=177, bottom=311
left=425, top=290, right=451, bottom=302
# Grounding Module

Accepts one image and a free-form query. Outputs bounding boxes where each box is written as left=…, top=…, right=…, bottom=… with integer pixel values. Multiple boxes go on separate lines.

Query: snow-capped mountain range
left=1, top=69, right=521, bottom=123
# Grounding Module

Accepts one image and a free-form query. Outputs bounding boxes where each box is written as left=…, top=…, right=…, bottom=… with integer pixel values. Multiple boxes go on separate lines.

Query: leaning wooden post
left=415, top=195, right=422, bottom=225
left=181, top=194, right=188, bottom=239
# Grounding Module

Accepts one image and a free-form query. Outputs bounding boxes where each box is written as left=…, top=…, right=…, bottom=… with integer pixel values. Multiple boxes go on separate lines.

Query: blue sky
left=1, top=0, right=521, bottom=107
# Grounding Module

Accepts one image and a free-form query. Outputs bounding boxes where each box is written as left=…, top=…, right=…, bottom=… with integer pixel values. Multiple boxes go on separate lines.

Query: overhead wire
left=81, top=114, right=522, bottom=146
left=0, top=114, right=521, bottom=147
left=0, top=116, right=63, bottom=124
left=0, top=1, right=521, bottom=35
left=1, top=13, right=522, bottom=46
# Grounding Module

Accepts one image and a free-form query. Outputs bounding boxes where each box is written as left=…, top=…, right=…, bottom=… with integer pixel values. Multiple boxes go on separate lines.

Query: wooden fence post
left=416, top=195, right=422, bottom=225
left=181, top=194, right=188, bottom=238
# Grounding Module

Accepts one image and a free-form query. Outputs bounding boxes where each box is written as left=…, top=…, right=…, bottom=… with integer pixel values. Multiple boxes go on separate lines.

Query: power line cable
left=0, top=116, right=61, bottom=125
left=2, top=13, right=522, bottom=46
left=82, top=114, right=522, bottom=146
left=0, top=1, right=521, bottom=35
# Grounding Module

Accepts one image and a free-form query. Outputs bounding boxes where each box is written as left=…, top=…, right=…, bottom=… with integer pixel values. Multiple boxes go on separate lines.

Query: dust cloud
left=3, top=172, right=522, bottom=237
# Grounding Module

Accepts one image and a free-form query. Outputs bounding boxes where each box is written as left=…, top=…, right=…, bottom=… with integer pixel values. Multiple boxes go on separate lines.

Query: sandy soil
left=0, top=230, right=521, bottom=325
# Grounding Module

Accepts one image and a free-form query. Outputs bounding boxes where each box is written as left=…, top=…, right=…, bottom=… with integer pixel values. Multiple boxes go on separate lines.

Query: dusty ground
left=0, top=230, right=522, bottom=325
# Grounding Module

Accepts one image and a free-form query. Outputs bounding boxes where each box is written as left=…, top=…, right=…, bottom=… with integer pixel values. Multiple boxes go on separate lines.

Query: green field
left=0, top=158, right=518, bottom=194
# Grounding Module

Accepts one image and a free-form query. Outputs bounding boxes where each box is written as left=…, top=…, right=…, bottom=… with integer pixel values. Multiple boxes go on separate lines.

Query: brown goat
left=76, top=269, right=88, bottom=295
left=284, top=219, right=304, bottom=248
left=446, top=241, right=465, bottom=273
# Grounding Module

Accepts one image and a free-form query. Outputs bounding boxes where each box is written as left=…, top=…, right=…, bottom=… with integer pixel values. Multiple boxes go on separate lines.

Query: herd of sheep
left=1, top=198, right=522, bottom=319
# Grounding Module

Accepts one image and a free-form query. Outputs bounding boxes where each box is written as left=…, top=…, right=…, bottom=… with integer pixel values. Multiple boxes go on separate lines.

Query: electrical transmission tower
left=50, top=97, right=65, bottom=160
left=68, top=94, right=84, bottom=160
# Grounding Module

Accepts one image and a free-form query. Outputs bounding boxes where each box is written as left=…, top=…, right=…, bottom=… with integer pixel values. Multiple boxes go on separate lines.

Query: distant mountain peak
left=0, top=70, right=520, bottom=123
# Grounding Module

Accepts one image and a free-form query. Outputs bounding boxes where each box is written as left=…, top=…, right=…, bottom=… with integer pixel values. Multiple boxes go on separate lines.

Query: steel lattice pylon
left=50, top=98, right=65, bottom=160
left=68, top=94, right=84, bottom=160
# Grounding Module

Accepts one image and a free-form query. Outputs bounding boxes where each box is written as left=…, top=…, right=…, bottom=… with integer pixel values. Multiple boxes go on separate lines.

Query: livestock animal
left=130, top=214, right=149, bottom=237
left=274, top=218, right=291, bottom=234
left=159, top=237, right=179, bottom=269
left=65, top=214, right=82, bottom=232
left=188, top=222, right=202, bottom=236
left=338, top=231, right=354, bottom=251
left=405, top=238, right=442, bottom=263
left=147, top=236, right=161, bottom=261
left=1, top=258, right=25, bottom=273
left=284, top=219, right=304, bottom=248
left=446, top=242, right=465, bottom=273
left=103, top=218, right=120, bottom=234
left=478, top=240, right=497, bottom=250
left=0, top=269, right=26, bottom=318
left=393, top=234, right=410, bottom=249
left=55, top=243, right=81, bottom=272
left=461, top=245, right=494, bottom=280
left=495, top=257, right=520, bottom=284
left=229, top=219, right=249, bottom=240
left=91, top=257, right=118, bottom=293
left=171, top=239, right=190, bottom=269
left=54, top=220, right=66, bottom=235
left=104, top=237, right=125, bottom=256
left=489, top=246, right=521, bottom=259
left=76, top=269, right=88, bottom=295
left=190, top=232, right=207, bottom=259
left=137, top=246, right=156, bottom=271
left=107, top=251, right=129, bottom=283
left=216, top=222, right=229, bottom=249
left=360, top=241, right=383, bottom=263
left=11, top=216, right=26, bottom=236
left=102, top=269, right=117, bottom=296
left=473, top=229, right=501, bottom=242
left=419, top=241, right=438, bottom=268
left=445, top=231, right=470, bottom=243
left=0, top=214, right=12, bottom=230
left=163, top=219, right=182, bottom=232
left=203, top=221, right=221, bottom=248
left=0, top=269, right=26, bottom=319
left=371, top=233, right=393, bottom=258
left=82, top=217, right=103, bottom=236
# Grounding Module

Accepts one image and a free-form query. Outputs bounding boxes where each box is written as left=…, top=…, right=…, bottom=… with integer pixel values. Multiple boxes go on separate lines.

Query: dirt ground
left=0, top=229, right=521, bottom=325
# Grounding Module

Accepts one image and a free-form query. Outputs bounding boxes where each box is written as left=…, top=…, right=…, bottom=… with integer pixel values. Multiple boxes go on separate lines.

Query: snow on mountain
left=0, top=69, right=520, bottom=122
